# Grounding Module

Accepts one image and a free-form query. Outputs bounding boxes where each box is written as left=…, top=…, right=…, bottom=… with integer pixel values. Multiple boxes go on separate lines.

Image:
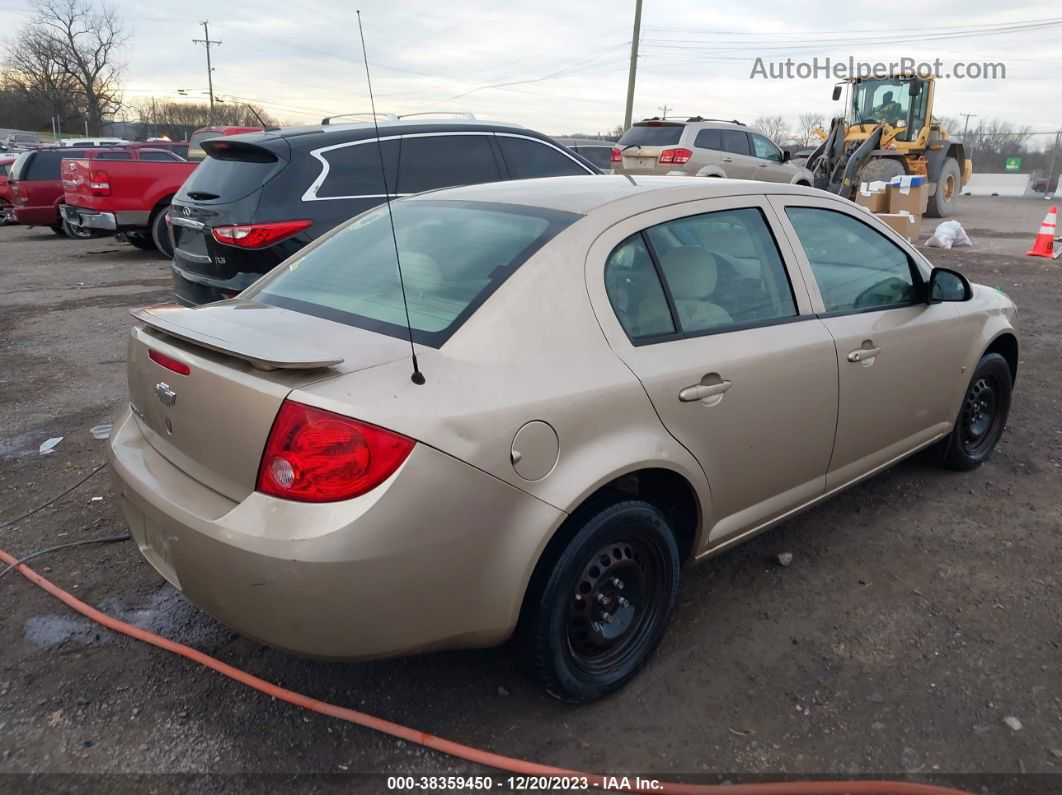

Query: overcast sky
left=3, top=0, right=1061, bottom=138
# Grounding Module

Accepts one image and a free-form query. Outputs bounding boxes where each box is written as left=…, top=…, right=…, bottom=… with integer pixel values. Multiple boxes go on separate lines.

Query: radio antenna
left=356, top=9, right=425, bottom=385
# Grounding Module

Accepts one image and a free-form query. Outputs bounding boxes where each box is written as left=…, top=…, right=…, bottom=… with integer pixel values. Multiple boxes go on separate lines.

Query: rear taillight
left=257, top=401, right=415, bottom=503
left=610, top=147, right=622, bottom=163
left=659, top=148, right=693, bottom=165
left=89, top=170, right=110, bottom=196
left=148, top=349, right=191, bottom=375
left=211, top=219, right=312, bottom=249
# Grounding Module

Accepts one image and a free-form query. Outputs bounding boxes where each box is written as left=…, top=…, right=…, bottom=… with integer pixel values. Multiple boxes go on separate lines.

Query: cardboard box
left=888, top=175, right=929, bottom=215
left=855, top=182, right=889, bottom=213
left=876, top=211, right=921, bottom=242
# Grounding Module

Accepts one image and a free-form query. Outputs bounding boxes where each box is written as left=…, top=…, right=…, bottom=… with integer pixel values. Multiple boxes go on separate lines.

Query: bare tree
left=795, top=112, right=826, bottom=148
left=22, top=0, right=126, bottom=134
left=125, top=98, right=277, bottom=139
left=3, top=21, right=80, bottom=128
left=751, top=114, right=791, bottom=144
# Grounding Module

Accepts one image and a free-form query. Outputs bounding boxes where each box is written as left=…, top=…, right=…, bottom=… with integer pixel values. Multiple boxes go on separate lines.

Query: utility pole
left=1047, top=127, right=1061, bottom=199
left=960, top=112, right=978, bottom=141
left=658, top=104, right=670, bottom=120
left=193, top=21, right=221, bottom=125
left=622, top=0, right=643, bottom=132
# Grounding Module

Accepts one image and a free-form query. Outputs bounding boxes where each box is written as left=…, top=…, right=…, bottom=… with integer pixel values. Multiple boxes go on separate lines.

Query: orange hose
left=1, top=546, right=972, bottom=795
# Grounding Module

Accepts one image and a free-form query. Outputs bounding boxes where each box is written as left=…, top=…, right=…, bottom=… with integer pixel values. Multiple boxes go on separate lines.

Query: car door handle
left=679, top=380, right=732, bottom=402
left=722, top=156, right=733, bottom=162
left=847, top=346, right=882, bottom=363
left=757, top=162, right=768, bottom=167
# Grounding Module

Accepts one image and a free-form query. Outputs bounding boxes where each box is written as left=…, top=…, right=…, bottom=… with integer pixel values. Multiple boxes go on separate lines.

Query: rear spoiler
left=131, top=303, right=344, bottom=371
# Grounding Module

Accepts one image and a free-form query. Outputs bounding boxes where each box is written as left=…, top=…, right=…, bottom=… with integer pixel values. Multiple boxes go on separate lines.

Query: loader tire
left=927, top=158, right=961, bottom=218
left=857, top=158, right=906, bottom=186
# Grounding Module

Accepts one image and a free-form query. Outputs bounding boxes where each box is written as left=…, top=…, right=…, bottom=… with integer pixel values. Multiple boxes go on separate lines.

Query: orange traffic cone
left=1026, top=206, right=1060, bottom=259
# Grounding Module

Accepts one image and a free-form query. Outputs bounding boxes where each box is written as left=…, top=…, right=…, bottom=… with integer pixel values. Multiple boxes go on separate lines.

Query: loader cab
left=847, top=77, right=930, bottom=143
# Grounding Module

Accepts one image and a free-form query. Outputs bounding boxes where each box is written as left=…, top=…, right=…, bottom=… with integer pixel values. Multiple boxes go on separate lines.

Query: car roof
left=407, top=174, right=826, bottom=215
left=241, top=119, right=534, bottom=145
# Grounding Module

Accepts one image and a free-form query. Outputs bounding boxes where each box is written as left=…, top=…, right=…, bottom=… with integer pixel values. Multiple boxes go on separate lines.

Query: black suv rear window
left=249, top=200, right=578, bottom=347
left=180, top=143, right=283, bottom=203
left=617, top=125, right=683, bottom=147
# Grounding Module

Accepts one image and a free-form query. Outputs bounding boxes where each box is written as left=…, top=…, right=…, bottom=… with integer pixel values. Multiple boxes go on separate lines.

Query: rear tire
left=927, top=157, right=961, bottom=218
left=938, top=353, right=1012, bottom=471
left=62, top=217, right=98, bottom=240
left=520, top=498, right=679, bottom=703
left=150, top=206, right=173, bottom=258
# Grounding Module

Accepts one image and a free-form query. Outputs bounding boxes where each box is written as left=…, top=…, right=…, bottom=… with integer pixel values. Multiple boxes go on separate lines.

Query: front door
left=772, top=197, right=969, bottom=488
left=588, top=197, right=839, bottom=548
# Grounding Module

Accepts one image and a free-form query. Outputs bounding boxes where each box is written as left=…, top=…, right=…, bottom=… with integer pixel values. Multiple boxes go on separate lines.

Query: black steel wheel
left=940, top=353, right=1012, bottom=470
left=520, top=498, right=679, bottom=703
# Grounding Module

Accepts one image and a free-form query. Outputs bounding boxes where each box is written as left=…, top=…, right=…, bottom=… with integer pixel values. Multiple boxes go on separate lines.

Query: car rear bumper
left=107, top=409, right=562, bottom=659
left=60, top=205, right=152, bottom=230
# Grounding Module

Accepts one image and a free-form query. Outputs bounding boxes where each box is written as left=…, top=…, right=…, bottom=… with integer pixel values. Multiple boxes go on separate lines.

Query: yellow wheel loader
left=805, top=74, right=972, bottom=217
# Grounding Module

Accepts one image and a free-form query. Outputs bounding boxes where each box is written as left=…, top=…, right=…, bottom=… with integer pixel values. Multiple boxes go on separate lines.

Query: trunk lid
left=614, top=122, right=685, bottom=175
left=618, top=145, right=668, bottom=175
left=126, top=300, right=411, bottom=502
left=61, top=158, right=99, bottom=208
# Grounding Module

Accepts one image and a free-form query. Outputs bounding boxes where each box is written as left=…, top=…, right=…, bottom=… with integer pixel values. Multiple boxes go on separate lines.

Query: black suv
left=170, top=120, right=601, bottom=305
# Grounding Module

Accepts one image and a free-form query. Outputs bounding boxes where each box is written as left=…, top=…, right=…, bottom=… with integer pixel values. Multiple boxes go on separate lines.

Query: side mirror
left=832, top=85, right=842, bottom=101
left=908, top=79, right=922, bottom=97
left=928, top=267, right=971, bottom=302
left=782, top=149, right=791, bottom=162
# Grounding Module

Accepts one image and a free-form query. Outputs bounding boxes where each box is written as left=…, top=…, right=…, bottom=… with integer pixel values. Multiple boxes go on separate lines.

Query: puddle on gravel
left=24, top=584, right=234, bottom=649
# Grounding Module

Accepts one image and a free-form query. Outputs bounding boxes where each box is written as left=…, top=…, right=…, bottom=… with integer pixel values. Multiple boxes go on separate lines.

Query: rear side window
left=497, top=136, right=587, bottom=178
left=140, top=150, right=182, bottom=162
left=604, top=234, right=675, bottom=340
left=251, top=200, right=577, bottom=347
left=694, top=129, right=722, bottom=150
left=96, top=151, right=132, bottom=160
left=721, top=131, right=750, bottom=156
left=785, top=207, right=919, bottom=313
left=617, top=125, right=684, bottom=147
left=316, top=139, right=399, bottom=198
left=396, top=135, right=502, bottom=194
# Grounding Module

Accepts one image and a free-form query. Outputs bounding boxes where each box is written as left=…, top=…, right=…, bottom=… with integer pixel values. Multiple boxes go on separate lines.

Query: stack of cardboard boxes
left=853, top=175, right=928, bottom=242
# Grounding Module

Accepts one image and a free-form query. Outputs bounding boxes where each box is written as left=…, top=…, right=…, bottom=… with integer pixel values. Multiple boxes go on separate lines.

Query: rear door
left=719, top=130, right=757, bottom=179
left=395, top=132, right=504, bottom=193
left=586, top=197, right=838, bottom=548
left=690, top=128, right=725, bottom=175
left=771, top=196, right=969, bottom=488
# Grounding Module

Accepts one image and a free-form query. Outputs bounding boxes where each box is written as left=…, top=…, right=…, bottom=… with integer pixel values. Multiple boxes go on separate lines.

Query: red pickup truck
left=60, top=151, right=194, bottom=253
left=60, top=126, right=260, bottom=255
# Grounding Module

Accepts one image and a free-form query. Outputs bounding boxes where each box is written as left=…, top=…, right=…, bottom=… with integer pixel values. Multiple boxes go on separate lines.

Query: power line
left=191, top=20, right=221, bottom=124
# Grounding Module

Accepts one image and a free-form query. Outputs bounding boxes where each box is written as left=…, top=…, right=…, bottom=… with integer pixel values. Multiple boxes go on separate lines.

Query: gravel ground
left=1, top=198, right=1060, bottom=793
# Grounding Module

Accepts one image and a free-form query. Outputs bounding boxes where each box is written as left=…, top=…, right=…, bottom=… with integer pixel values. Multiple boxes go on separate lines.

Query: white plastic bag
left=925, top=220, right=973, bottom=249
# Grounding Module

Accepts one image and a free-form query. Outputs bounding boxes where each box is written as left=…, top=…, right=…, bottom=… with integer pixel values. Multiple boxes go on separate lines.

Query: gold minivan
left=110, top=176, right=1017, bottom=702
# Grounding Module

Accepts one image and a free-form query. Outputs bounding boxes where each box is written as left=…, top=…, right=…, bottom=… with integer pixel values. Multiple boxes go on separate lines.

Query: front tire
left=939, top=353, right=1012, bottom=470
left=520, top=498, right=680, bottom=703
left=927, top=157, right=961, bottom=218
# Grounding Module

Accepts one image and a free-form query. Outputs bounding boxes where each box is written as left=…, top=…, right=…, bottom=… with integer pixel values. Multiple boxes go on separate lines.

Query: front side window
left=751, top=134, right=782, bottom=162
left=721, top=130, right=750, bottom=156
left=396, top=135, right=502, bottom=194
left=604, top=234, right=675, bottom=340
left=250, top=200, right=577, bottom=347
left=647, top=208, right=797, bottom=334
left=785, top=207, right=919, bottom=313
left=498, top=137, right=586, bottom=178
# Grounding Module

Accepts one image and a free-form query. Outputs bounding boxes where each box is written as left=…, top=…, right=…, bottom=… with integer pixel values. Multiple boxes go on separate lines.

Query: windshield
left=617, top=125, right=684, bottom=147
left=849, top=79, right=927, bottom=142
left=249, top=200, right=579, bottom=347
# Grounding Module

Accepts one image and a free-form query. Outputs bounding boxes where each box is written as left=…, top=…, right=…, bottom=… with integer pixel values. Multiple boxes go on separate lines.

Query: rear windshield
left=249, top=200, right=578, bottom=347
left=179, top=145, right=282, bottom=202
left=617, top=125, right=684, bottom=147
